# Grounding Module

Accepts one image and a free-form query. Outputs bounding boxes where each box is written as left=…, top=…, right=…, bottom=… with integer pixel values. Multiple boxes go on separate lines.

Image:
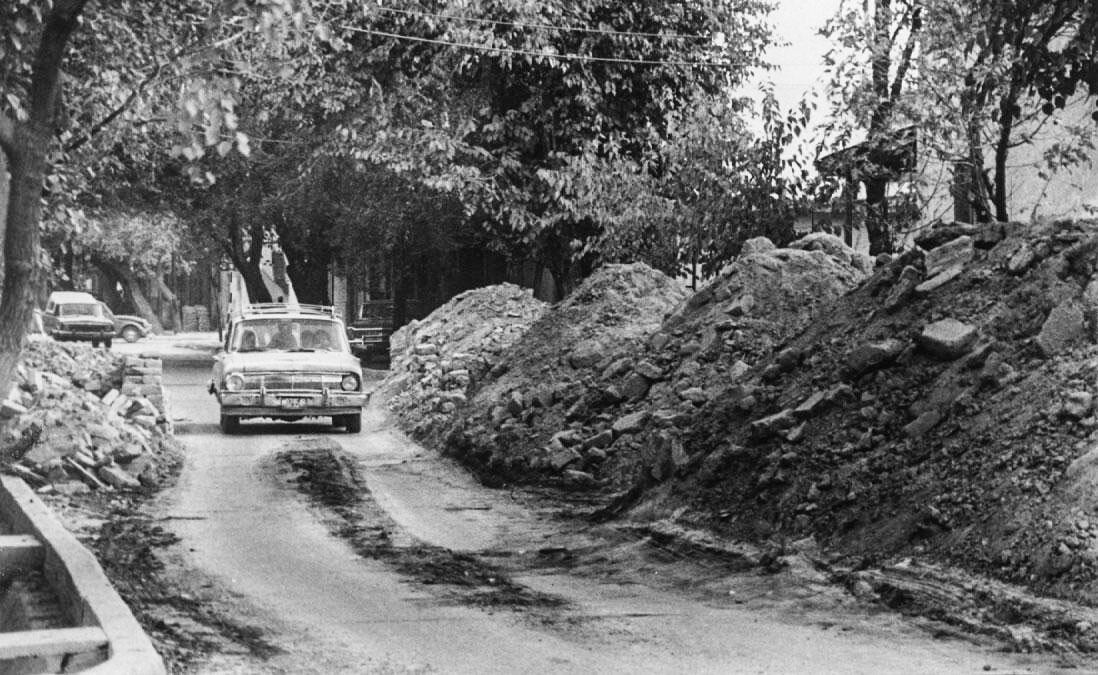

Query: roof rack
left=231, top=302, right=341, bottom=319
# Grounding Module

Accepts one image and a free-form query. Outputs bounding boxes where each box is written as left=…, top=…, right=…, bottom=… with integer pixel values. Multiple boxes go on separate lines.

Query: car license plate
left=281, top=397, right=308, bottom=409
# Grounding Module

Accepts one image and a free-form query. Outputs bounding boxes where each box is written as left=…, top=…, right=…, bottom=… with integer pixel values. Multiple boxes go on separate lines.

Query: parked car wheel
left=220, top=413, right=240, bottom=434
left=121, top=325, right=141, bottom=343
left=91, top=340, right=99, bottom=347
left=103, top=338, right=112, bottom=349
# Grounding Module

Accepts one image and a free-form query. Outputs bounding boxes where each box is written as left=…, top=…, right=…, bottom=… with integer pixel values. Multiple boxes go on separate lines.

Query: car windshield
left=60, top=303, right=104, bottom=317
left=231, top=318, right=346, bottom=353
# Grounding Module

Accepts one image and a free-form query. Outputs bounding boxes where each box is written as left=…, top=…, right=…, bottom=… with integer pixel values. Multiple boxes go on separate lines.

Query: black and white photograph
left=1, top=1, right=1098, bottom=672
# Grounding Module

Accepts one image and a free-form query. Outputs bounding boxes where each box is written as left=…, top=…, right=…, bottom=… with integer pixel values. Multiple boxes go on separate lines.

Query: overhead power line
left=338, top=24, right=749, bottom=68
left=373, top=5, right=713, bottom=41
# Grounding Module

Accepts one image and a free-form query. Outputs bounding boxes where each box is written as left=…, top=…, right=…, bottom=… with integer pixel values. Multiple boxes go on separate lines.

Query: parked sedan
left=43, top=291, right=115, bottom=347
left=99, top=303, right=152, bottom=343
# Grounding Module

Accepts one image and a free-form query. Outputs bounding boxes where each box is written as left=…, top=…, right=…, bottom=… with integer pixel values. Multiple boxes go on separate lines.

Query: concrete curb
left=0, top=476, right=165, bottom=674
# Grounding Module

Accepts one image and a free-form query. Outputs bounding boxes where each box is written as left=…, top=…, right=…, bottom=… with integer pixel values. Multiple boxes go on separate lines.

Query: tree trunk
left=238, top=261, right=271, bottom=304
left=0, top=129, right=49, bottom=397
left=993, top=87, right=1019, bottom=222
left=864, top=177, right=892, bottom=256
left=966, top=118, right=993, bottom=223
left=93, top=258, right=164, bottom=331
left=0, top=0, right=88, bottom=404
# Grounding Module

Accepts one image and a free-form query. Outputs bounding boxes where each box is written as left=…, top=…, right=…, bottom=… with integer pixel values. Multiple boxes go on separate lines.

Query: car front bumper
left=218, top=390, right=368, bottom=417
left=52, top=329, right=115, bottom=341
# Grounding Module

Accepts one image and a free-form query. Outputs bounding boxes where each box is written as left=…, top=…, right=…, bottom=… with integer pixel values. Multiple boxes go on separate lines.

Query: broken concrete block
left=915, top=266, right=963, bottom=294
left=845, top=339, right=906, bottom=378
left=1036, top=300, right=1086, bottom=358
left=583, top=429, right=614, bottom=450
left=98, top=464, right=142, bottom=490
left=679, top=387, right=709, bottom=404
left=924, top=235, right=974, bottom=278
left=917, top=319, right=978, bottom=360
left=612, top=411, right=649, bottom=437
left=547, top=446, right=582, bottom=471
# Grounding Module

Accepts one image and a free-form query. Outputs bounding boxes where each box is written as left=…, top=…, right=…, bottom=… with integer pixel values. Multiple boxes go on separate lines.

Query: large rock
left=634, top=360, right=664, bottom=381
left=621, top=372, right=651, bottom=402
left=741, top=237, right=776, bottom=256
left=917, top=319, right=978, bottom=360
left=924, top=235, right=974, bottom=278
left=1036, top=300, right=1086, bottom=358
left=845, top=339, right=906, bottom=378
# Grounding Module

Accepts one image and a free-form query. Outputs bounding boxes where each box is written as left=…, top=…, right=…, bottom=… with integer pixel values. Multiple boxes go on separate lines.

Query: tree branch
left=889, top=8, right=921, bottom=103
left=28, top=0, right=90, bottom=125
left=65, top=61, right=163, bottom=153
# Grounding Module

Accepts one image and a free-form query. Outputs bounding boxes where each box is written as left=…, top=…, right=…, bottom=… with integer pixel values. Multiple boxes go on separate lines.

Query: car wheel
left=91, top=340, right=99, bottom=347
left=220, top=413, right=240, bottom=434
left=344, top=412, right=362, bottom=434
left=121, top=326, right=140, bottom=343
left=104, top=338, right=112, bottom=349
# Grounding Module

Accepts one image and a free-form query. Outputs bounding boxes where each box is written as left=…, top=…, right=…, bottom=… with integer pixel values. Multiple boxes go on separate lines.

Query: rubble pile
left=381, top=284, right=547, bottom=440
left=439, top=244, right=868, bottom=487
left=0, top=341, right=174, bottom=493
left=657, top=218, right=1098, bottom=603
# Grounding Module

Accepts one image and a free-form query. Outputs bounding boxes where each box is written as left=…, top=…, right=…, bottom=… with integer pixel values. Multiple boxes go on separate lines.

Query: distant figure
left=239, top=329, right=258, bottom=351
left=267, top=321, right=298, bottom=350
left=310, top=330, right=332, bottom=350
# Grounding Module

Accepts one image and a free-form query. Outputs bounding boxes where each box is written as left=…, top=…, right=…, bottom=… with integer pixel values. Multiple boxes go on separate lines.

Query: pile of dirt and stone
left=0, top=340, right=175, bottom=493
left=627, top=218, right=1098, bottom=610
left=391, top=241, right=865, bottom=489
left=381, top=283, right=547, bottom=441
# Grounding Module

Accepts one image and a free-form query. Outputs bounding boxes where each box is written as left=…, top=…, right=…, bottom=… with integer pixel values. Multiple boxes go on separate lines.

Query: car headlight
left=341, top=374, right=359, bottom=391
left=225, top=373, right=245, bottom=392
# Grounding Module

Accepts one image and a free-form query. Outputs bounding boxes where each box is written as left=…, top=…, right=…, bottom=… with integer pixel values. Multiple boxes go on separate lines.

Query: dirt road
left=157, top=362, right=1069, bottom=673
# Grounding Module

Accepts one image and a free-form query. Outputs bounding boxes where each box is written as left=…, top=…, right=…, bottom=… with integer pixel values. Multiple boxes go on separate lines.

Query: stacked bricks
left=120, top=355, right=165, bottom=416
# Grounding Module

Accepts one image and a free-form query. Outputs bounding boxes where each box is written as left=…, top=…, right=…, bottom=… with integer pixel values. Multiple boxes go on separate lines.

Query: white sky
left=760, top=0, right=843, bottom=111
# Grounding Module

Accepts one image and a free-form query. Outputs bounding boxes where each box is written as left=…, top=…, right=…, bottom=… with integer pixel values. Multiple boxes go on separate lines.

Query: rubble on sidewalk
left=380, top=283, right=547, bottom=442
left=0, top=341, right=174, bottom=493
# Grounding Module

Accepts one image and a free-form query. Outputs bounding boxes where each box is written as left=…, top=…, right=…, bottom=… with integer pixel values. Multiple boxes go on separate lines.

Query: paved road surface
left=158, top=361, right=1064, bottom=674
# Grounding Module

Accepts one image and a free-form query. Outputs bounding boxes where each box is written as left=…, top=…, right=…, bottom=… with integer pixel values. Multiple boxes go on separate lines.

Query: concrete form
left=0, top=476, right=164, bottom=674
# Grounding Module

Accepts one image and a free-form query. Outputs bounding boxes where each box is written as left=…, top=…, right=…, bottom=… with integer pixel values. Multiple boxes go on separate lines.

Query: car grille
left=242, top=372, right=343, bottom=391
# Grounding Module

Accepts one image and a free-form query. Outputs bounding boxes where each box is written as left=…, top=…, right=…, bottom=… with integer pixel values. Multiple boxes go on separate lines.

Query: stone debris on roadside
left=387, top=234, right=870, bottom=490
left=0, top=341, right=173, bottom=492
